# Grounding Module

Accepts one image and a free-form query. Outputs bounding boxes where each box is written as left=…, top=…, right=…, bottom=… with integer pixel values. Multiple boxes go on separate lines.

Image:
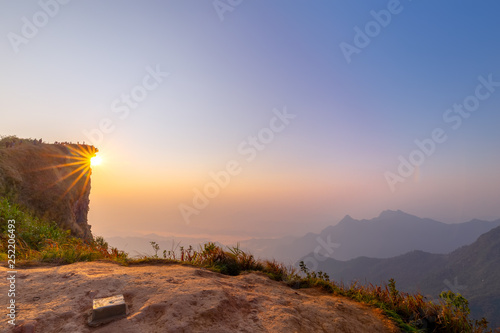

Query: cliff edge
left=0, top=138, right=96, bottom=240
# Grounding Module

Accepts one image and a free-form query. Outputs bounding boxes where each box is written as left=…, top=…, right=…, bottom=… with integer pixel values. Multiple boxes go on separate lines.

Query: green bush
left=0, top=197, right=127, bottom=264
left=1, top=197, right=494, bottom=332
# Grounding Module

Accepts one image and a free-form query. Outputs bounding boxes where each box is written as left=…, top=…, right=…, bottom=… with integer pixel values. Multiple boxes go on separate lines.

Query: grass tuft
left=0, top=198, right=127, bottom=265
left=1, top=197, right=498, bottom=332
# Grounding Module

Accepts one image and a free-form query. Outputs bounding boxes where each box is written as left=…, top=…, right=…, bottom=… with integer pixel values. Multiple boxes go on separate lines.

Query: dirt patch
left=1, top=262, right=399, bottom=333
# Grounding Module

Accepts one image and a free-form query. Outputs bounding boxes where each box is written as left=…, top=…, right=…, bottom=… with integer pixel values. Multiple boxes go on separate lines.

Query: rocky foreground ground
left=1, top=262, right=399, bottom=333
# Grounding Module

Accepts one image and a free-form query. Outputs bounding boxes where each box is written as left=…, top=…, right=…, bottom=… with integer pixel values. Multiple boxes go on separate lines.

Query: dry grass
left=0, top=198, right=127, bottom=265
left=136, top=241, right=497, bottom=333
left=1, top=136, right=498, bottom=332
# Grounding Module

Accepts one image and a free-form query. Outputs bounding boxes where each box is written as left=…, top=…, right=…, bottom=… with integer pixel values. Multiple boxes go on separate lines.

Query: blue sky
left=1, top=1, right=499, bottom=239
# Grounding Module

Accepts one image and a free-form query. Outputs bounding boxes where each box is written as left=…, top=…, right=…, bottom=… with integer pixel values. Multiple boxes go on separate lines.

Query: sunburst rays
left=35, top=144, right=99, bottom=200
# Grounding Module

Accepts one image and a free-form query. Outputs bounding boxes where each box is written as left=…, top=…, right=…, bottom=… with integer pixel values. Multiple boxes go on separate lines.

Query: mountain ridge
left=240, top=210, right=500, bottom=263
left=311, top=225, right=500, bottom=329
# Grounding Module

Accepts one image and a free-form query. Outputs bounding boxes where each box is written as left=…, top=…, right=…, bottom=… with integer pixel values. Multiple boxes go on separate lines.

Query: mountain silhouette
left=241, top=210, right=500, bottom=263
left=311, top=225, right=500, bottom=329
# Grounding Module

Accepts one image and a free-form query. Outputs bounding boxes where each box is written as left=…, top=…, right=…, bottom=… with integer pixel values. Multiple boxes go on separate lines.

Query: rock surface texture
left=0, top=143, right=95, bottom=240
left=3, top=262, right=399, bottom=333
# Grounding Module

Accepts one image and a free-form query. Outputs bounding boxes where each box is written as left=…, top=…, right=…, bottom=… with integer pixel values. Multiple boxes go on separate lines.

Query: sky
left=1, top=0, right=500, bottom=240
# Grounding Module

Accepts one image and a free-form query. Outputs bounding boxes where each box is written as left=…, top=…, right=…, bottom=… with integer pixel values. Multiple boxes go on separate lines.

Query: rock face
left=3, top=262, right=399, bottom=333
left=0, top=142, right=96, bottom=240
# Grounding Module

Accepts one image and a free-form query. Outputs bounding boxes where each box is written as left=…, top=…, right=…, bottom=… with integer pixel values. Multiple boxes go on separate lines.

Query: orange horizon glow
left=90, top=155, right=102, bottom=167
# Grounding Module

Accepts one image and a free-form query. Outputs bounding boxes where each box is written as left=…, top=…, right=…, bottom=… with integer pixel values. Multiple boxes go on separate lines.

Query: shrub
left=0, top=198, right=127, bottom=264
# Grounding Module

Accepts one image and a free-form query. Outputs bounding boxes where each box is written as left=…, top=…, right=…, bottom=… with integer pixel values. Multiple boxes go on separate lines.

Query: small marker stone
left=88, top=294, right=128, bottom=326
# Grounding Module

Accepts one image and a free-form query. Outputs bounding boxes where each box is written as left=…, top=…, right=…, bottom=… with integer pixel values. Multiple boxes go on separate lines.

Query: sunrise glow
left=90, top=155, right=102, bottom=167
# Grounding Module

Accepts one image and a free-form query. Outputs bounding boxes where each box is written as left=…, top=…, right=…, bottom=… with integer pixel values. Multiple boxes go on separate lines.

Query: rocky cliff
left=0, top=138, right=96, bottom=240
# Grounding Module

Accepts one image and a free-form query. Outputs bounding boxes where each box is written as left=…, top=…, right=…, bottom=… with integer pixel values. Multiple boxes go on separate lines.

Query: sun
left=90, top=155, right=102, bottom=167
left=37, top=144, right=100, bottom=199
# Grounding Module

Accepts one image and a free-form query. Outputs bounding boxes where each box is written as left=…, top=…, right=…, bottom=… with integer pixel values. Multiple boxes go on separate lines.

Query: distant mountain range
left=240, top=210, right=500, bottom=263
left=108, top=210, right=500, bottom=266
left=105, top=210, right=500, bottom=327
left=308, top=224, right=500, bottom=329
